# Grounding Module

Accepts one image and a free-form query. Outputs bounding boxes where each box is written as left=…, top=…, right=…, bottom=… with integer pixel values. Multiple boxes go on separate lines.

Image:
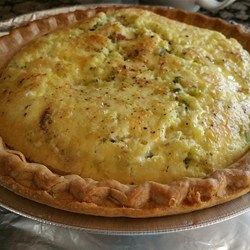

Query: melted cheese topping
left=0, top=8, right=249, bottom=184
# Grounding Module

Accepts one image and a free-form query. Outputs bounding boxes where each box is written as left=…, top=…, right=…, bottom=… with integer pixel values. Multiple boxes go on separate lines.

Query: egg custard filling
left=0, top=9, right=249, bottom=187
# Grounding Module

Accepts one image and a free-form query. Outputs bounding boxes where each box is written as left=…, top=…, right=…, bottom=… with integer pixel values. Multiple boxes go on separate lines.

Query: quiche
left=0, top=6, right=249, bottom=218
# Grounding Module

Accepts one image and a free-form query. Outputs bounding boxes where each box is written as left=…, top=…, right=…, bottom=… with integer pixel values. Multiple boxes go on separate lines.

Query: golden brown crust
left=0, top=5, right=249, bottom=217
left=0, top=137, right=249, bottom=217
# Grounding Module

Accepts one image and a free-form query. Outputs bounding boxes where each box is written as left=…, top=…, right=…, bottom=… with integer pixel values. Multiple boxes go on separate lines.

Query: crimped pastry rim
left=0, top=5, right=249, bottom=218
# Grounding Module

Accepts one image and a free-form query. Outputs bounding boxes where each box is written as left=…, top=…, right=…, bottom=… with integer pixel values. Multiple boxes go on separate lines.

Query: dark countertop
left=0, top=0, right=250, bottom=30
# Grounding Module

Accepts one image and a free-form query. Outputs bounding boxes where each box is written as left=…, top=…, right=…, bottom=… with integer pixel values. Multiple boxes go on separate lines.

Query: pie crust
left=0, top=6, right=249, bottom=218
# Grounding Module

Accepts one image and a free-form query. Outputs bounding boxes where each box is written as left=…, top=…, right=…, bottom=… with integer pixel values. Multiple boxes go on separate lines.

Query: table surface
left=0, top=206, right=250, bottom=250
left=0, top=1, right=250, bottom=249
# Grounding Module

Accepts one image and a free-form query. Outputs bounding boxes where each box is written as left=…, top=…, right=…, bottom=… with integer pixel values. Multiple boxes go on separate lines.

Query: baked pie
left=0, top=6, right=249, bottom=217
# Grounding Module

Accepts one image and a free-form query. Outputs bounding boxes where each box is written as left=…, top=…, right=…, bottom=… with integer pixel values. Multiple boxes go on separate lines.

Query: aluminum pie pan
left=0, top=4, right=249, bottom=235
left=0, top=185, right=249, bottom=235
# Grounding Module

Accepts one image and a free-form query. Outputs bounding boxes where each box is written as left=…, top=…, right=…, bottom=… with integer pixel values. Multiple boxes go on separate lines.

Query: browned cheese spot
left=39, top=107, right=53, bottom=133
